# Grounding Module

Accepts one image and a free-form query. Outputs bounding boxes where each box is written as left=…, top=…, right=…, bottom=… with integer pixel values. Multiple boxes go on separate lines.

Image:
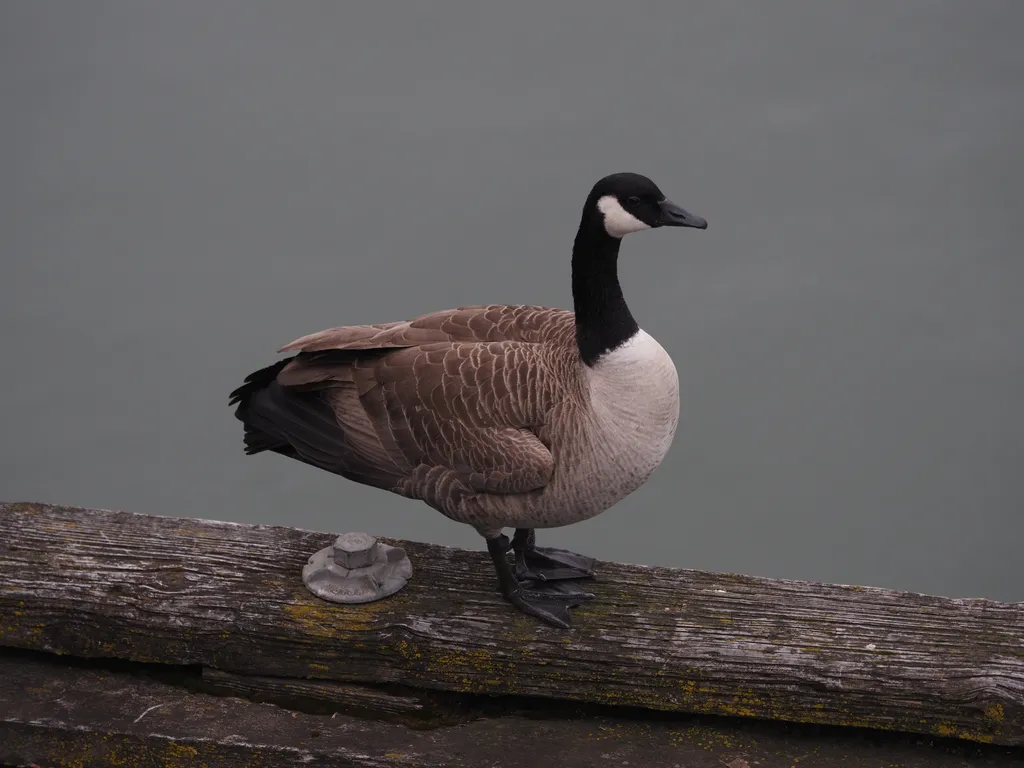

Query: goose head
left=588, top=172, right=708, bottom=239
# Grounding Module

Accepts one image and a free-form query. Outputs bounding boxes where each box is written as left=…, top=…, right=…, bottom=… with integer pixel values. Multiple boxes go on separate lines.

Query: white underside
left=588, top=329, right=680, bottom=461
left=576, top=329, right=680, bottom=511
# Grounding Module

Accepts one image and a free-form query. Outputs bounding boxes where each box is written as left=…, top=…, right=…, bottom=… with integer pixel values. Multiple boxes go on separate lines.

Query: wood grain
left=1, top=501, right=1022, bottom=744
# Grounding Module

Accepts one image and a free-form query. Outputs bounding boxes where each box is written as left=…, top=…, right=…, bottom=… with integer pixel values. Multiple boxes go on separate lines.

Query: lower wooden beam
left=2, top=653, right=1021, bottom=768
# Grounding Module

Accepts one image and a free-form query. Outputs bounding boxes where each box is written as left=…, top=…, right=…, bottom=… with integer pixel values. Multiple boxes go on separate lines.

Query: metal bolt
left=333, top=532, right=378, bottom=570
left=302, top=530, right=413, bottom=604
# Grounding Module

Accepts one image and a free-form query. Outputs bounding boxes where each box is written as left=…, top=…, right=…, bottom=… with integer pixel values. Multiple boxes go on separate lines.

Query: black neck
left=572, top=210, right=639, bottom=367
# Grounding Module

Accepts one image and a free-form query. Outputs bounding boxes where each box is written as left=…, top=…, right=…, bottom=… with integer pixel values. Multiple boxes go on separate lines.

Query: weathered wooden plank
left=2, top=653, right=1021, bottom=768
left=1, top=501, right=1022, bottom=745
left=200, top=667, right=426, bottom=720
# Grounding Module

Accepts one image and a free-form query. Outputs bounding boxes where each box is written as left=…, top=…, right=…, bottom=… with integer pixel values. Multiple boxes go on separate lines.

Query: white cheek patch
left=597, top=195, right=650, bottom=238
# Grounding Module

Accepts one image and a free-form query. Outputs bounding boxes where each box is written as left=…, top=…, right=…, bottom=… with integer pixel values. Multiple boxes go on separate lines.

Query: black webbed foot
left=505, top=580, right=595, bottom=629
left=486, top=534, right=594, bottom=628
left=511, top=528, right=596, bottom=583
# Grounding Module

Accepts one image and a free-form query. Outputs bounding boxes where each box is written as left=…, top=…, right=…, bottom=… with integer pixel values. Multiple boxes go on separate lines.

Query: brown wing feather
left=353, top=341, right=563, bottom=494
left=278, top=304, right=575, bottom=353
left=272, top=308, right=579, bottom=500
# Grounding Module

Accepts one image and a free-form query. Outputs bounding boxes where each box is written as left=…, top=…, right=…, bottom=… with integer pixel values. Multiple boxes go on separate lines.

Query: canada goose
left=230, top=172, right=707, bottom=628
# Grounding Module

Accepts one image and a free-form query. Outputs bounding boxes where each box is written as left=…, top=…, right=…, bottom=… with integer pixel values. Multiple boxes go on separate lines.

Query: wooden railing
left=1, top=501, right=1022, bottom=766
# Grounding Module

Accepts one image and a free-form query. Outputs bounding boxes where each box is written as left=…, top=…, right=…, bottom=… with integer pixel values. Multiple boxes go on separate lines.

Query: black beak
left=657, top=198, right=708, bottom=229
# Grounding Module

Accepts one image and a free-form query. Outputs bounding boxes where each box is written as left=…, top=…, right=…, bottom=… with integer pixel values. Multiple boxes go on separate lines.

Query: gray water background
left=2, top=1, right=1022, bottom=601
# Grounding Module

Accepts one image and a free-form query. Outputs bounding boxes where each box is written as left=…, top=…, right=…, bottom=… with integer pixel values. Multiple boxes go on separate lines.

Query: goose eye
left=626, top=196, right=641, bottom=208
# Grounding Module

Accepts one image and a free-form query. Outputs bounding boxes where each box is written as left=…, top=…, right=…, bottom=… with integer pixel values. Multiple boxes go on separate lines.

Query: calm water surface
left=2, top=2, right=1022, bottom=600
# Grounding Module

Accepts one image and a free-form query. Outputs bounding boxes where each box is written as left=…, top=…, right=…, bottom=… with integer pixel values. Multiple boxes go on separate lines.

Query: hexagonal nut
left=332, top=532, right=378, bottom=570
left=303, top=539, right=412, bottom=604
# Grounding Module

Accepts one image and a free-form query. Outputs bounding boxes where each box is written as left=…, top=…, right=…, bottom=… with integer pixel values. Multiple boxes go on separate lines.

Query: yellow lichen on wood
left=416, top=646, right=509, bottom=693
left=985, top=703, right=1006, bottom=723
left=164, top=742, right=201, bottom=765
left=282, top=595, right=393, bottom=636
left=926, top=718, right=997, bottom=744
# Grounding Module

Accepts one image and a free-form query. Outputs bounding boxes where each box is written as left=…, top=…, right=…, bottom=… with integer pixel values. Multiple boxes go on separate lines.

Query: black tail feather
left=231, top=357, right=297, bottom=457
left=231, top=356, right=354, bottom=468
left=229, top=357, right=294, bottom=407
left=230, top=354, right=400, bottom=490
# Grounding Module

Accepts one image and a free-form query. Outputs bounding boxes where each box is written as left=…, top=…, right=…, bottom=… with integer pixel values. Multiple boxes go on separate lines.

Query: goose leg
left=486, top=534, right=592, bottom=628
left=511, top=528, right=596, bottom=583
